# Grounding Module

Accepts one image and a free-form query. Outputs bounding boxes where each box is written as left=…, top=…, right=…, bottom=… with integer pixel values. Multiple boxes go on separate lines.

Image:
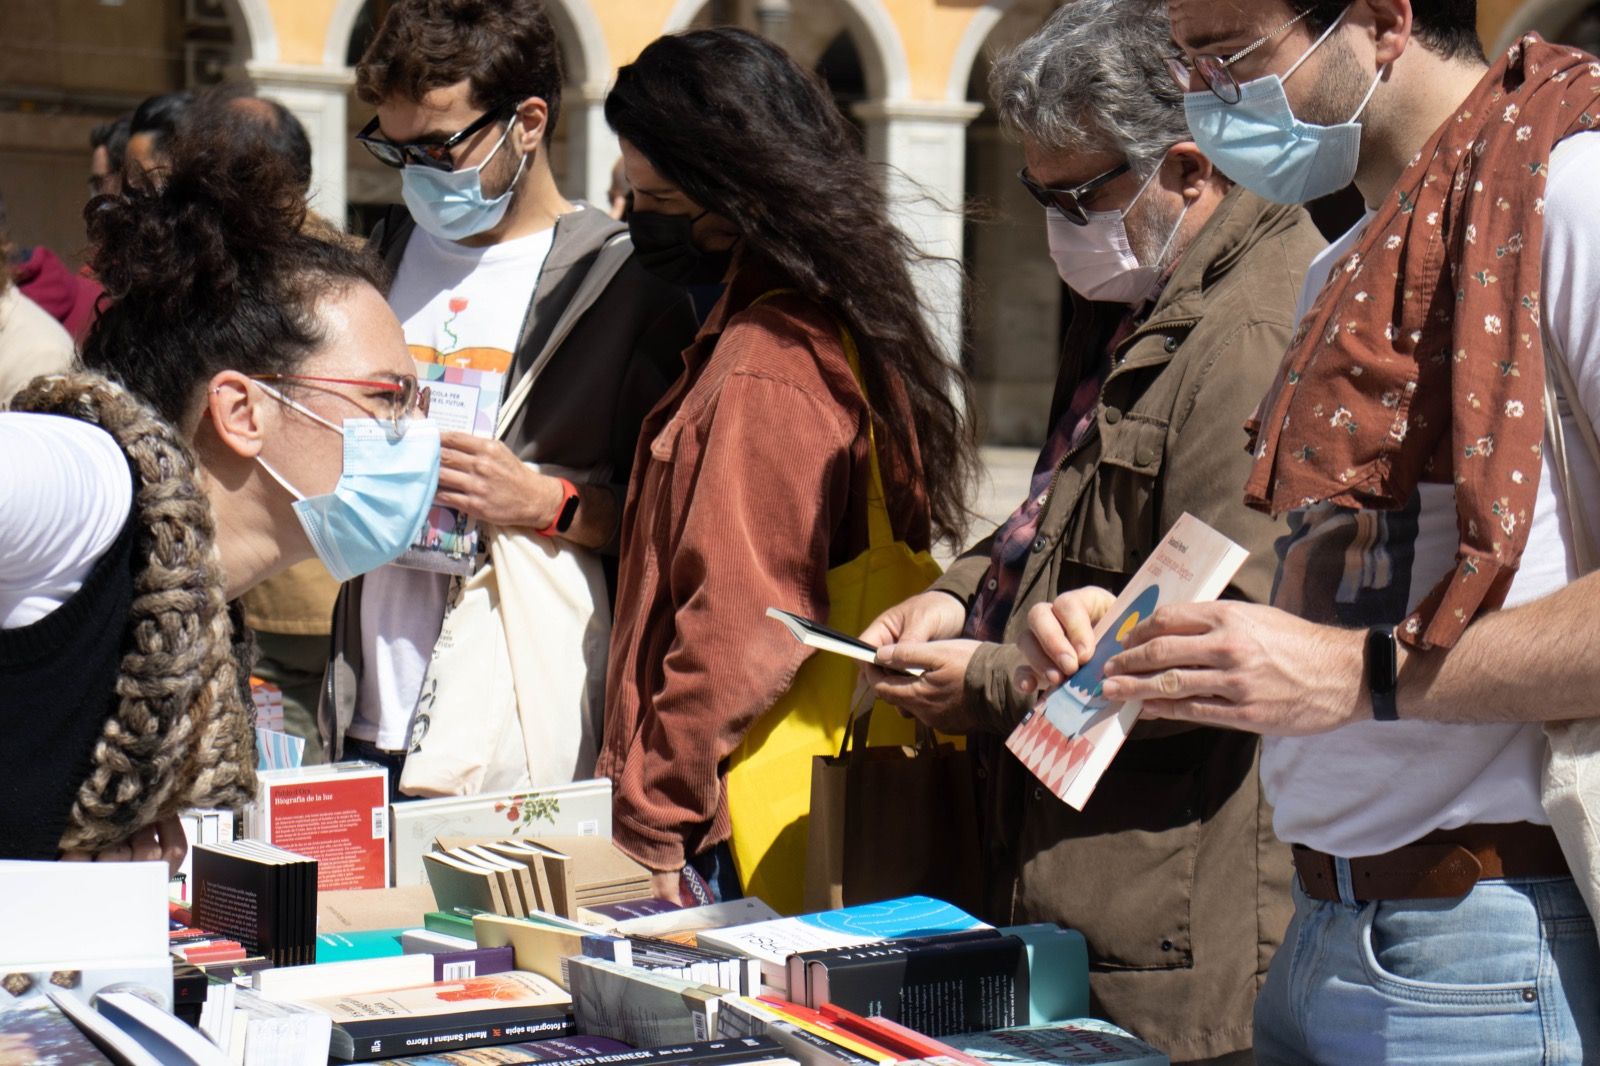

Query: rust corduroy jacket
left=597, top=267, right=930, bottom=872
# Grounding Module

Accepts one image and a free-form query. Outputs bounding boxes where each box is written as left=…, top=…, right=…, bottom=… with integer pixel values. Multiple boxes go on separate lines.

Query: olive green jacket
left=934, top=187, right=1325, bottom=1062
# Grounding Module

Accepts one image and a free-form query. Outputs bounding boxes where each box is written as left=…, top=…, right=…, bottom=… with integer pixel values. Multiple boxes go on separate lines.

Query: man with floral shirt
left=1024, top=1, right=1600, bottom=1060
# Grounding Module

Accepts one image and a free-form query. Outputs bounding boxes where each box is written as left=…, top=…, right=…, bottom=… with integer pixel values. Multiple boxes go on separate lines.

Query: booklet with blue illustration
left=1006, top=513, right=1248, bottom=811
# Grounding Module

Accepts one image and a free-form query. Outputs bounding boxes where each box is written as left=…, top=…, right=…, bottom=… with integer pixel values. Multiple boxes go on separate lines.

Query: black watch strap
left=554, top=490, right=581, bottom=535
left=1366, top=624, right=1399, bottom=721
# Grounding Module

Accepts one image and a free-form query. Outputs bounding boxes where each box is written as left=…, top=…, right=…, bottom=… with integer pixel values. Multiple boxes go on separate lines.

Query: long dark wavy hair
left=606, top=28, right=977, bottom=547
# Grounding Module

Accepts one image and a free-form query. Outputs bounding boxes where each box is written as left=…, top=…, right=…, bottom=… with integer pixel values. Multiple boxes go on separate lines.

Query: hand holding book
left=1014, top=587, right=1118, bottom=696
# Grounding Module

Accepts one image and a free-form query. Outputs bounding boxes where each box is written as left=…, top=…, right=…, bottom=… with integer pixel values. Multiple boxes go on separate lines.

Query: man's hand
left=858, top=591, right=968, bottom=649
left=1015, top=587, right=1117, bottom=694
left=1098, top=601, right=1369, bottom=735
left=865, top=639, right=983, bottom=733
left=436, top=431, right=564, bottom=531
left=61, top=813, right=189, bottom=876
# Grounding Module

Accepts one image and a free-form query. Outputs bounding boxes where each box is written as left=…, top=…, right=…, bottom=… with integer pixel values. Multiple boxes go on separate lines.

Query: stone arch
left=1491, top=0, right=1594, bottom=51
left=946, top=0, right=1020, bottom=102
left=229, top=0, right=279, bottom=63
left=321, top=0, right=611, bottom=87
left=661, top=0, right=912, bottom=101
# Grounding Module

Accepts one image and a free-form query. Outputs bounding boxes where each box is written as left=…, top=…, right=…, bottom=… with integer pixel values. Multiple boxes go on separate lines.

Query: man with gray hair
left=859, top=2, right=1324, bottom=1061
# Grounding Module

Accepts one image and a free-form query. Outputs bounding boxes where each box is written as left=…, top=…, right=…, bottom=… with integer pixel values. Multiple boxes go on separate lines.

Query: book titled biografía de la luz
left=1006, top=513, right=1248, bottom=811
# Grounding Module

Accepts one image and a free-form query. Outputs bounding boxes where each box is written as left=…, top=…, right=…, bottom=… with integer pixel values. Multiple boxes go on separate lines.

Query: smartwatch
left=537, top=478, right=581, bottom=538
left=1365, top=624, right=1399, bottom=721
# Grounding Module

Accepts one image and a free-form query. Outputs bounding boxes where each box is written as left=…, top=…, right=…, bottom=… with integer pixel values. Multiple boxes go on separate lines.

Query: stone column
left=246, top=61, right=356, bottom=227
left=562, top=82, right=621, bottom=209
left=853, top=99, right=984, bottom=367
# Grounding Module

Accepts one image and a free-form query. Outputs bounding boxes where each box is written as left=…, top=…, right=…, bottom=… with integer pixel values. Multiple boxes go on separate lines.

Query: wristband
left=537, top=478, right=580, bottom=538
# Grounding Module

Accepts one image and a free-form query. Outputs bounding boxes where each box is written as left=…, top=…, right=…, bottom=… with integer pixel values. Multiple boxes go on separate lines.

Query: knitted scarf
left=1244, top=35, right=1600, bottom=649
left=9, top=373, right=257, bottom=852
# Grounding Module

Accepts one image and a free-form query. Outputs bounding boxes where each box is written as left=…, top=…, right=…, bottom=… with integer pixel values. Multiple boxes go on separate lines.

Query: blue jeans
left=1255, top=875, right=1600, bottom=1064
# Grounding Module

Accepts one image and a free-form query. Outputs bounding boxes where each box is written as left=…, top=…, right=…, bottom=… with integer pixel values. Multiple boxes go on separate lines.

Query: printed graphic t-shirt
left=350, top=222, right=556, bottom=751
left=1261, top=134, right=1600, bottom=857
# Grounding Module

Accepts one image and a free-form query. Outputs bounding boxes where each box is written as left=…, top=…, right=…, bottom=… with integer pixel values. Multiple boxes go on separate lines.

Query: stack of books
left=390, top=781, right=615, bottom=887
left=1, top=850, right=1163, bottom=1065
left=191, top=840, right=318, bottom=966
left=425, top=836, right=653, bottom=920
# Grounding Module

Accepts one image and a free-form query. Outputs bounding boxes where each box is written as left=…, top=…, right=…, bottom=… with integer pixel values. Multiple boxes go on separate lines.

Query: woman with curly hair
left=596, top=28, right=979, bottom=902
left=0, top=94, right=440, bottom=864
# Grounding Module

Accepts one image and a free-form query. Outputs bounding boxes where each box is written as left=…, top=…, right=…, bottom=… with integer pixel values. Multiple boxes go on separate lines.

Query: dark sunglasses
left=355, top=103, right=516, bottom=172
left=1017, top=161, right=1132, bottom=226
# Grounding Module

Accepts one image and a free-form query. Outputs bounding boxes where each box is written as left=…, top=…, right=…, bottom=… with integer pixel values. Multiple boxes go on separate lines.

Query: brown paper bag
left=805, top=699, right=982, bottom=913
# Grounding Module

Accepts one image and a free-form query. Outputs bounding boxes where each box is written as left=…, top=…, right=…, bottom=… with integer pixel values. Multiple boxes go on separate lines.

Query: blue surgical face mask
left=1183, top=7, right=1386, bottom=205
left=254, top=382, right=442, bottom=582
left=400, top=120, right=528, bottom=242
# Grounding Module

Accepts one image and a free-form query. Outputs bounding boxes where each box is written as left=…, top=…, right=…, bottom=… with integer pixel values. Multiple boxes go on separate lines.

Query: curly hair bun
left=87, top=92, right=310, bottom=317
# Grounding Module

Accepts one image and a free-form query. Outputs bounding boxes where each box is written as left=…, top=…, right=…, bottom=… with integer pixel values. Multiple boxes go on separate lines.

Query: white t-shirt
left=0, top=413, right=134, bottom=628
left=350, top=223, right=557, bottom=750
left=1262, top=134, right=1600, bottom=856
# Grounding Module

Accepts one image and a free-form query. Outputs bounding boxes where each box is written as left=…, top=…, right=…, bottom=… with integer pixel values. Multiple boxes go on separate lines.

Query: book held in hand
left=397, top=345, right=512, bottom=575
left=764, top=609, right=922, bottom=677
left=1006, top=513, right=1248, bottom=811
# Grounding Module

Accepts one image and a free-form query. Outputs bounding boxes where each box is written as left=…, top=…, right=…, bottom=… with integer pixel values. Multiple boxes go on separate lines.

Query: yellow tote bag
left=726, top=309, right=943, bottom=915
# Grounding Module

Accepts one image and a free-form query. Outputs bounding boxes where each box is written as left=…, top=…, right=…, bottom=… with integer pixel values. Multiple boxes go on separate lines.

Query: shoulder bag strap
left=1542, top=320, right=1600, bottom=576
left=494, top=230, right=633, bottom=440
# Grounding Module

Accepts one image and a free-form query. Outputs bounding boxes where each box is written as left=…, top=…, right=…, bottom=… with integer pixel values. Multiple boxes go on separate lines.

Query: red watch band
left=536, top=477, right=580, bottom=538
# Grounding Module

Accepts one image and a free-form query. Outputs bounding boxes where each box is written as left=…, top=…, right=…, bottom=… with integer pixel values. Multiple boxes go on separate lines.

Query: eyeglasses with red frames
left=1165, top=6, right=1318, bottom=105
left=251, top=373, right=428, bottom=436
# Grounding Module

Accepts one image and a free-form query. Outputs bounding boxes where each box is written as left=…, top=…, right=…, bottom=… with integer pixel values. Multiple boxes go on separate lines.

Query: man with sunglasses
left=1028, top=0, right=1600, bottom=1060
left=856, top=3, right=1324, bottom=1061
left=320, top=0, right=696, bottom=787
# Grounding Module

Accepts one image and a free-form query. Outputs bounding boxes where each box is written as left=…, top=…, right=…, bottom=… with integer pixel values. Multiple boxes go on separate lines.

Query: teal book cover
left=316, top=928, right=406, bottom=962
left=1003, top=924, right=1091, bottom=1023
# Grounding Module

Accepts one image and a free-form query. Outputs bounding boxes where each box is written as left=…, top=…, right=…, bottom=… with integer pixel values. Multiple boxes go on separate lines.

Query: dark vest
left=0, top=506, right=140, bottom=859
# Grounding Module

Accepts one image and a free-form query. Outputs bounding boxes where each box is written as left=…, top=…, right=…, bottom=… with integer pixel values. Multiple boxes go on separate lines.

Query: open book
left=1006, top=513, right=1248, bottom=811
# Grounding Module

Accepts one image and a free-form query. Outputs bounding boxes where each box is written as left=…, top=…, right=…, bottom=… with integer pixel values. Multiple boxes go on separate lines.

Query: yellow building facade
left=2, top=0, right=1596, bottom=440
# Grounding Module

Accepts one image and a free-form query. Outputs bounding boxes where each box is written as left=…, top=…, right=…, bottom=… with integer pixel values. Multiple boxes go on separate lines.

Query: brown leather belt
left=1293, top=822, right=1570, bottom=902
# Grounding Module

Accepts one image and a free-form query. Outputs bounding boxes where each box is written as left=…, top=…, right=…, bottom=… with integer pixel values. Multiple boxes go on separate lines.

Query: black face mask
left=627, top=208, right=733, bottom=286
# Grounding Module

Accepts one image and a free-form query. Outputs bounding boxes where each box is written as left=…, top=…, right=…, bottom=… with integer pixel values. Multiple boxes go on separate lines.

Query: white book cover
left=1, top=862, right=172, bottom=1010
left=253, top=956, right=435, bottom=1002
left=941, top=1020, right=1168, bottom=1066
left=389, top=779, right=612, bottom=887
left=1006, top=513, right=1248, bottom=811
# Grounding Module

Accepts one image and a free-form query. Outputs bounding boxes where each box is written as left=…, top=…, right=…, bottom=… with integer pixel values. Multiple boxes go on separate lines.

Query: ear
left=205, top=370, right=268, bottom=461
left=1365, top=0, right=1412, bottom=67
left=1167, top=142, right=1216, bottom=203
left=510, top=97, right=550, bottom=155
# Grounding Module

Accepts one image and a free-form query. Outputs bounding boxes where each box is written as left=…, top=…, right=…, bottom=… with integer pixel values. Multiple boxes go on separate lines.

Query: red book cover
left=818, top=1004, right=987, bottom=1065
left=255, top=767, right=390, bottom=891
left=179, top=944, right=247, bottom=964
